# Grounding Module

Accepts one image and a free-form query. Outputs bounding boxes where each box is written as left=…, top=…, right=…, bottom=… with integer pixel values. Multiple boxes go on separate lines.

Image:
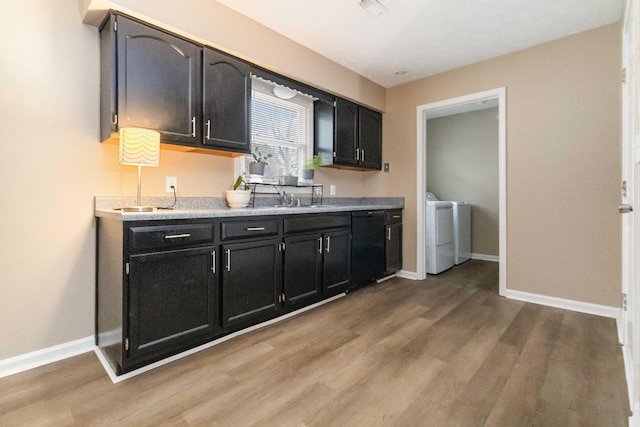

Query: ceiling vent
left=357, top=0, right=388, bottom=17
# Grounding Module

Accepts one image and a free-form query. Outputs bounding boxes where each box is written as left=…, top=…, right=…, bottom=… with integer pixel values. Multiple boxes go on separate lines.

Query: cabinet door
left=334, top=98, right=359, bottom=167
left=323, top=229, right=351, bottom=295
left=284, top=233, right=322, bottom=307
left=202, top=48, right=251, bottom=153
left=127, top=246, right=216, bottom=363
left=221, top=239, right=281, bottom=329
left=359, top=107, right=382, bottom=170
left=116, top=16, right=201, bottom=146
left=385, top=223, right=402, bottom=274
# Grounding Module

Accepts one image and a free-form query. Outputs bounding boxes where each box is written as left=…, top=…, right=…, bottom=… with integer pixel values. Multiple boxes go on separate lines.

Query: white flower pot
left=225, top=190, right=252, bottom=208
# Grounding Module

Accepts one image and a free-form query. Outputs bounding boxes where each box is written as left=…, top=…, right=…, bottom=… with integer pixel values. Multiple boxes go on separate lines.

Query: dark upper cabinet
left=316, top=97, right=382, bottom=170
left=358, top=107, right=382, bottom=170
left=127, top=246, right=217, bottom=365
left=334, top=98, right=359, bottom=167
left=101, top=14, right=202, bottom=146
left=202, top=48, right=251, bottom=153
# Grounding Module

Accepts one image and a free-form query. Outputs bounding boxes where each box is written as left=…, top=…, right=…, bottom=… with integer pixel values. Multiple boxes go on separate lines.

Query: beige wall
left=0, top=0, right=380, bottom=360
left=427, top=107, right=500, bottom=256
left=367, top=23, right=621, bottom=306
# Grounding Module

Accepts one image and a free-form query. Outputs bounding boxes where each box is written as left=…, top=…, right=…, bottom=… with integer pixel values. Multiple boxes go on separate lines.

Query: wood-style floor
left=0, top=260, right=630, bottom=426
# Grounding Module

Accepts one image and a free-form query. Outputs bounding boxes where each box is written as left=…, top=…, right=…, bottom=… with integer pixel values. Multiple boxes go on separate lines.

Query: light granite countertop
left=95, top=196, right=404, bottom=221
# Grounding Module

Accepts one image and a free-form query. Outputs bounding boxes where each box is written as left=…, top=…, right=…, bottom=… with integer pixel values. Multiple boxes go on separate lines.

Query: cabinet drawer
left=221, top=218, right=280, bottom=240
left=129, top=224, right=214, bottom=251
left=385, top=210, right=402, bottom=224
left=284, top=213, right=351, bottom=234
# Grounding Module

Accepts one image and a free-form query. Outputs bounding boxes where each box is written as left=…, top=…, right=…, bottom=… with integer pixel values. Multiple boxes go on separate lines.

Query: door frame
left=415, top=87, right=507, bottom=295
left=621, top=0, right=639, bottom=421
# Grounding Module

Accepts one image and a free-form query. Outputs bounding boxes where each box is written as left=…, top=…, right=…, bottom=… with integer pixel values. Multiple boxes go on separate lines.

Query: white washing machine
left=426, top=194, right=454, bottom=274
left=452, top=201, right=471, bottom=265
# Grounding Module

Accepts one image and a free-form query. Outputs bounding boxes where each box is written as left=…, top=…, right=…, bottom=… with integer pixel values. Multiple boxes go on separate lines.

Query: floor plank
left=0, top=260, right=630, bottom=426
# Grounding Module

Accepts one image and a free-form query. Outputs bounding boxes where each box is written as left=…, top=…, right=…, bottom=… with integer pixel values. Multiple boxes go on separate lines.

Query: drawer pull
left=246, top=227, right=266, bottom=231
left=392, top=215, right=401, bottom=219
left=164, top=233, right=191, bottom=240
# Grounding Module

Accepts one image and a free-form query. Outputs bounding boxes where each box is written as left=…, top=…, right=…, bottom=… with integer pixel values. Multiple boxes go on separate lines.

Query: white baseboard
left=471, top=253, right=499, bottom=262
left=0, top=336, right=94, bottom=379
left=396, top=269, right=418, bottom=280
left=98, top=293, right=347, bottom=383
left=504, top=289, right=620, bottom=319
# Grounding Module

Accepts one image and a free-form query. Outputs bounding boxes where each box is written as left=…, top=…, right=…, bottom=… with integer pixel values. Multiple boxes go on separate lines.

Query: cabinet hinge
left=279, top=242, right=285, bottom=252
left=279, top=293, right=286, bottom=303
left=112, top=113, right=118, bottom=126
left=125, top=262, right=130, bottom=275
left=622, top=67, right=627, bottom=84
left=124, top=338, right=129, bottom=351
left=623, top=293, right=628, bottom=311
left=333, top=151, right=337, bottom=159
left=113, top=20, right=117, bottom=32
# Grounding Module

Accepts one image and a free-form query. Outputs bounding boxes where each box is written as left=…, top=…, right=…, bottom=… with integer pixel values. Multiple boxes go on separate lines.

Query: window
left=245, top=76, right=314, bottom=183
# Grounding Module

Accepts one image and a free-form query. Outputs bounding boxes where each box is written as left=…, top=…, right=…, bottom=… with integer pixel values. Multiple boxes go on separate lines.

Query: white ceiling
left=216, top=0, right=624, bottom=88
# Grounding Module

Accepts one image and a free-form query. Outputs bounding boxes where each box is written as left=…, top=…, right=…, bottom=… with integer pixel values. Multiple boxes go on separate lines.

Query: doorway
left=416, top=87, right=507, bottom=295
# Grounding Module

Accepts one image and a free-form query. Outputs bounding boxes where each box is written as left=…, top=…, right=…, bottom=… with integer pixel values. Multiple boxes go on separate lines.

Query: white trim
left=0, top=336, right=94, bottom=379
left=505, top=289, right=620, bottom=319
left=97, top=293, right=346, bottom=383
left=471, top=253, right=499, bottom=262
left=396, top=269, right=418, bottom=280
left=416, top=87, right=507, bottom=296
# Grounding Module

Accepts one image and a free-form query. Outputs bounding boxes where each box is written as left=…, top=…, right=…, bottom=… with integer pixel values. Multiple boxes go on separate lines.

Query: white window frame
left=239, top=76, right=314, bottom=184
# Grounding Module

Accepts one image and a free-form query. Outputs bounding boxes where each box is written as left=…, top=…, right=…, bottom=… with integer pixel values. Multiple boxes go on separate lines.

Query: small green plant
left=252, top=147, right=273, bottom=165
left=232, top=175, right=249, bottom=190
left=304, top=154, right=323, bottom=169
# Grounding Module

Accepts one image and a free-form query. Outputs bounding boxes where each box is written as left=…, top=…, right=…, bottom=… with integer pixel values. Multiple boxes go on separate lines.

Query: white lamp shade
left=119, top=128, right=160, bottom=167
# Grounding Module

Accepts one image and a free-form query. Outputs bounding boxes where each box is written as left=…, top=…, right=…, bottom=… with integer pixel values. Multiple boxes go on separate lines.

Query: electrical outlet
left=330, top=185, right=336, bottom=196
left=166, top=176, right=177, bottom=193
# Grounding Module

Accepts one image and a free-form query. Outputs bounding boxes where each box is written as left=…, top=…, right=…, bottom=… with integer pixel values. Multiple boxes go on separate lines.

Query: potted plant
left=225, top=175, right=252, bottom=208
left=249, top=147, right=272, bottom=183
left=299, top=154, right=322, bottom=185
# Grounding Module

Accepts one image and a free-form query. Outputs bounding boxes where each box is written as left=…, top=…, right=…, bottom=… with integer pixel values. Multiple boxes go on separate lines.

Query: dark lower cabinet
left=97, top=210, right=399, bottom=376
left=221, top=239, right=282, bottom=330
left=323, top=229, right=352, bottom=295
left=283, top=233, right=323, bottom=307
left=127, top=246, right=217, bottom=366
left=385, top=223, right=402, bottom=274
left=384, top=210, right=403, bottom=275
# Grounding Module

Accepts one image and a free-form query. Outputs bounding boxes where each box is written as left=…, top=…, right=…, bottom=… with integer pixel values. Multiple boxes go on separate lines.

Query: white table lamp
left=119, top=127, right=160, bottom=212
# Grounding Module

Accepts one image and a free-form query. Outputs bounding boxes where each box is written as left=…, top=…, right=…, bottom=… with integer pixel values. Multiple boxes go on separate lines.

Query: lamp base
left=122, top=206, right=156, bottom=212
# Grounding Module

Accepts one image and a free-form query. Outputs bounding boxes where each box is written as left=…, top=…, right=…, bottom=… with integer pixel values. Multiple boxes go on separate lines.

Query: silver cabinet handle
left=619, top=204, right=634, bottom=214
left=246, top=227, right=266, bottom=231
left=318, top=237, right=323, bottom=253
left=355, top=147, right=360, bottom=161
left=362, top=149, right=365, bottom=162
left=211, top=251, right=216, bottom=274
left=191, top=117, right=196, bottom=137
left=164, top=233, right=191, bottom=240
left=226, top=249, right=231, bottom=271
left=206, top=119, right=211, bottom=140
left=387, top=227, right=391, bottom=241
left=325, top=236, right=331, bottom=253
left=393, top=215, right=401, bottom=219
